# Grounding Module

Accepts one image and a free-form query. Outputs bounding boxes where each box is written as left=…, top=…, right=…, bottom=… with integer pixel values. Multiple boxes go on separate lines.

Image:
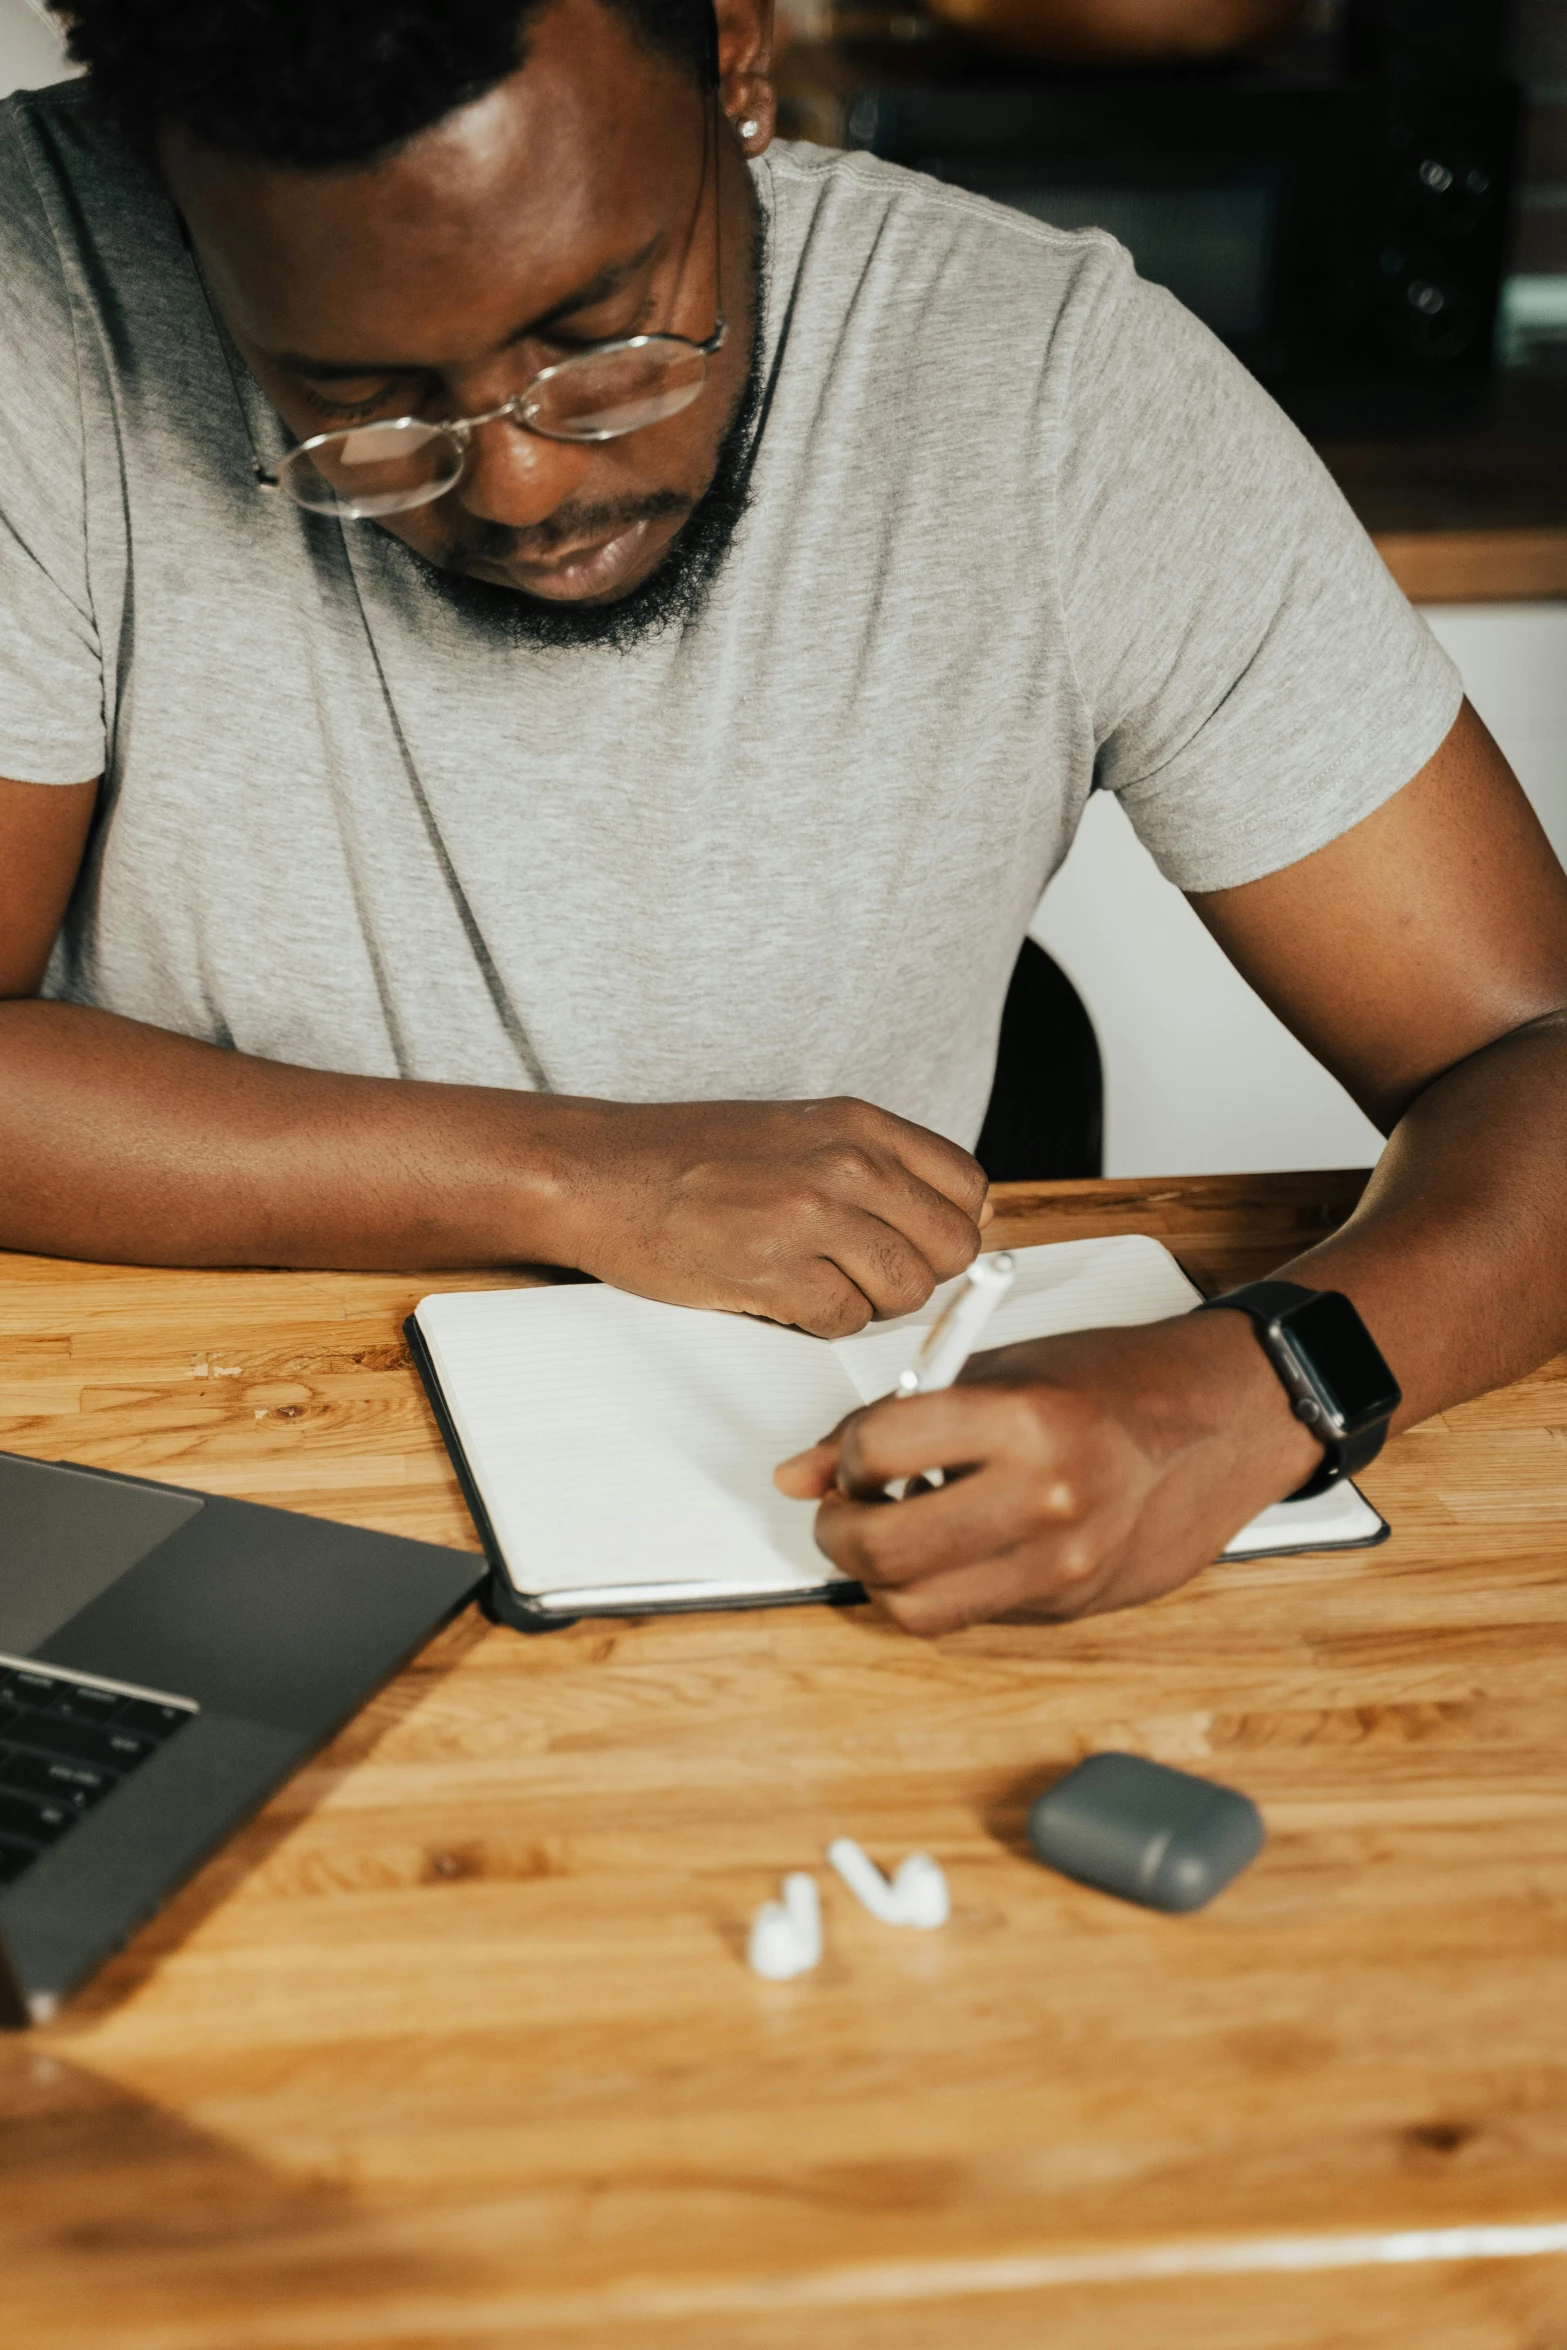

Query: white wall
left=1033, top=603, right=1567, bottom=1177
left=0, top=0, right=71, bottom=98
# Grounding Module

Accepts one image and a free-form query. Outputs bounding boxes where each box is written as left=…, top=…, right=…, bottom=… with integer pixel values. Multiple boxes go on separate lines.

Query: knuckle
left=928, top=1139, right=987, bottom=1214
left=924, top=1214, right=982, bottom=1282
left=1001, top=1390, right=1052, bottom=1452
left=820, top=1142, right=879, bottom=1190
left=1034, top=1472, right=1081, bottom=1522
left=879, top=1586, right=948, bottom=1639
left=808, top=1095, right=875, bottom=1139
left=835, top=1094, right=882, bottom=1133
left=953, top=1153, right=990, bottom=1212
left=873, top=1251, right=935, bottom=1318
left=803, top=1292, right=871, bottom=1339
left=1051, top=1535, right=1101, bottom=1590
left=851, top=1521, right=899, bottom=1583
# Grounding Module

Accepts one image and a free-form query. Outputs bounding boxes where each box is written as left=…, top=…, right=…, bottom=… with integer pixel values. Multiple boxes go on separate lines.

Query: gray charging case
left=1027, top=1751, right=1265, bottom=1913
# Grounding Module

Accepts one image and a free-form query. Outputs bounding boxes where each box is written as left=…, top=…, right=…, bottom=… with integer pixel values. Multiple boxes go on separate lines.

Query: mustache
left=449, top=491, right=696, bottom=570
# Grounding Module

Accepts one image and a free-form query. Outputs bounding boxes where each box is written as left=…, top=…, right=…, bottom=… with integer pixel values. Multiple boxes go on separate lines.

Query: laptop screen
left=0, top=1456, right=203, bottom=1655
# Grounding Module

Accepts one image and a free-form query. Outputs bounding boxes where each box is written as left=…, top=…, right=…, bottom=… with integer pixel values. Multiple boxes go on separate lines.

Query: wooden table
left=7, top=1171, right=1567, bottom=2349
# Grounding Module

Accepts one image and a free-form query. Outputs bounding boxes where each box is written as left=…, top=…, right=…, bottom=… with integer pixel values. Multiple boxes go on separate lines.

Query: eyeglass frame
left=188, top=79, right=730, bottom=516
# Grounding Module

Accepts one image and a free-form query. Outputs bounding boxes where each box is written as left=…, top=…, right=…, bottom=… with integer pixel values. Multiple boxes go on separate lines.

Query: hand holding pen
left=777, top=1256, right=1315, bottom=1637
left=774, top=1251, right=1016, bottom=1511
left=891, top=1250, right=1015, bottom=1490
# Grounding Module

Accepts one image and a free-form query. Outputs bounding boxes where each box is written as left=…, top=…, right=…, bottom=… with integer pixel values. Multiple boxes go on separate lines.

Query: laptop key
left=115, top=1698, right=192, bottom=1740
left=48, top=1684, right=123, bottom=1725
left=0, top=1789, right=70, bottom=1844
left=8, top=1713, right=152, bottom=1771
left=0, top=1665, right=195, bottom=1899
left=1, top=1752, right=119, bottom=1809
left=9, top=1670, right=66, bottom=1708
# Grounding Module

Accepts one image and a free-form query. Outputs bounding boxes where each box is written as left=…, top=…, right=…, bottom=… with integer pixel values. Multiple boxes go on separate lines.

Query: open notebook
left=408, top=1235, right=1388, bottom=1628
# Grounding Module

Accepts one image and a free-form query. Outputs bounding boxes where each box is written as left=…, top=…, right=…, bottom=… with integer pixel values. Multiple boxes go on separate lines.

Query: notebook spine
left=403, top=1315, right=579, bottom=1635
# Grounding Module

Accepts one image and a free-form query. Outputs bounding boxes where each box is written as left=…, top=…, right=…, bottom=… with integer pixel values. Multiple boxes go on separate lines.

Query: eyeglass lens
left=277, top=335, right=713, bottom=517
left=282, top=418, right=464, bottom=517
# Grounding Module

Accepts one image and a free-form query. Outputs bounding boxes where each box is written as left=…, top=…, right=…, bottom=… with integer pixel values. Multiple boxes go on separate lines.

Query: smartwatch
left=1195, top=1280, right=1401, bottom=1500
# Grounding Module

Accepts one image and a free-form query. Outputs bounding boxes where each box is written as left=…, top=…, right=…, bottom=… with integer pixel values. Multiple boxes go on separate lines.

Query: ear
left=715, top=0, right=777, bottom=154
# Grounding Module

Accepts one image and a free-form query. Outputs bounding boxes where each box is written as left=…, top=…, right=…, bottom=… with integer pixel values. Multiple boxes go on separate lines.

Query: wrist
left=462, top=1090, right=617, bottom=1269
left=975, top=1308, right=1327, bottom=1503
left=1186, top=1305, right=1325, bottom=1499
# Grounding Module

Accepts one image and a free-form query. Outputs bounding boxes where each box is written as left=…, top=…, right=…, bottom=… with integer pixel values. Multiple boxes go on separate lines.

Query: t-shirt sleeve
left=0, top=103, right=105, bottom=785
left=1054, top=246, right=1462, bottom=893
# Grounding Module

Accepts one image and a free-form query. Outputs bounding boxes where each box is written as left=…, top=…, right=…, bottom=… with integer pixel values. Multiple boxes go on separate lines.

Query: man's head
left=56, top=0, right=776, bottom=640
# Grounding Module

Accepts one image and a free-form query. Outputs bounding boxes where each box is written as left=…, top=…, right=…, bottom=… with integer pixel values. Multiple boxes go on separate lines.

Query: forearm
left=1275, top=1011, right=1567, bottom=1430
left=0, top=1005, right=989, bottom=1327
left=0, top=1001, right=582, bottom=1267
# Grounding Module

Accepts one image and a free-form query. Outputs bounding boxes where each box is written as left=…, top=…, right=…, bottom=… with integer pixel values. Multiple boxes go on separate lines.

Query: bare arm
left=784, top=703, right=1567, bottom=1627
left=0, top=778, right=986, bottom=1327
left=1193, top=698, right=1567, bottom=1426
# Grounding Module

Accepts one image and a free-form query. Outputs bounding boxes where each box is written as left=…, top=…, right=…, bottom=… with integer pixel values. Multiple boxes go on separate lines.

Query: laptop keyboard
left=0, top=1656, right=196, bottom=1889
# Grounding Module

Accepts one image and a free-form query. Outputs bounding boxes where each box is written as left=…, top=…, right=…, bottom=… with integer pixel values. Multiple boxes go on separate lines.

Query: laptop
left=0, top=1449, right=483, bottom=2026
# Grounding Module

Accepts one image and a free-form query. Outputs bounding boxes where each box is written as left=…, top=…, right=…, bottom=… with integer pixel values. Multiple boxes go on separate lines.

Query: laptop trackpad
left=0, top=1455, right=203, bottom=1654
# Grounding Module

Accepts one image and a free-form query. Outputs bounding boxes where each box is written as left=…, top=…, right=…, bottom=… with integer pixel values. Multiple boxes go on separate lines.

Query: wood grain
left=1373, top=527, right=1567, bottom=605
left=7, top=1170, right=1567, bottom=2348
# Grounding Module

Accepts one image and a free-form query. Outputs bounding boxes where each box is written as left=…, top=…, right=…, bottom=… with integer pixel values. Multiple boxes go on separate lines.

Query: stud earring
left=738, top=116, right=761, bottom=142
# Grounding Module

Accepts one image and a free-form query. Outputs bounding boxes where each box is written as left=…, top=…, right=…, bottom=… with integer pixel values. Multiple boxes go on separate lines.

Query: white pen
left=890, top=1250, right=1015, bottom=1491
left=897, top=1250, right=1016, bottom=1397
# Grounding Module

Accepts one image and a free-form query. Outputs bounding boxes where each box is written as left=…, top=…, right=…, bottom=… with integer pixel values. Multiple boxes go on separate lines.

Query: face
left=161, top=0, right=772, bottom=608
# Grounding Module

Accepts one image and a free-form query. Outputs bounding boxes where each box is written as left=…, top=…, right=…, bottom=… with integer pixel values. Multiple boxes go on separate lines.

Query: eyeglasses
left=214, top=96, right=726, bottom=523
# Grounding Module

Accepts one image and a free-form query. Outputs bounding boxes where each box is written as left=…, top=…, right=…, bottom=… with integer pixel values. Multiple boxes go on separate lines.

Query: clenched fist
left=541, top=1094, right=990, bottom=1337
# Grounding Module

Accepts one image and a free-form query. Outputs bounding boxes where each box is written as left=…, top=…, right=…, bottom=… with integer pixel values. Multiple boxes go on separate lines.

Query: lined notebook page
left=415, top=1284, right=863, bottom=1609
left=415, top=1235, right=1384, bottom=1613
left=832, top=1234, right=1202, bottom=1404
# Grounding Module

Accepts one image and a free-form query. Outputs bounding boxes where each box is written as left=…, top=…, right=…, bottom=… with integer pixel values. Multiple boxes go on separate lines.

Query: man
left=3, top=0, right=1567, bottom=1636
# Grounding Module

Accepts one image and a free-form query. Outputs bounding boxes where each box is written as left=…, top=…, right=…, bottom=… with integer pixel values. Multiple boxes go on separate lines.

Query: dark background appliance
left=780, top=0, right=1519, bottom=434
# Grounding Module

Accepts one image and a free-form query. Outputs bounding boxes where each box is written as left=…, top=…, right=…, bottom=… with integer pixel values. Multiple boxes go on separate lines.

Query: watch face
left=1281, top=1292, right=1401, bottom=1431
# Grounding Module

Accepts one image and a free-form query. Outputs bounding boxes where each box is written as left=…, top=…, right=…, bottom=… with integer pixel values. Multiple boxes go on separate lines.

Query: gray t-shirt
left=0, top=85, right=1460, bottom=1146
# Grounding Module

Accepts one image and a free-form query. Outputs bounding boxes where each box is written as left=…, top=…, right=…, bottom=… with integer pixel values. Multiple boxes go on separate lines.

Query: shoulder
left=758, top=139, right=1135, bottom=360
left=0, top=82, right=160, bottom=271
left=0, top=78, right=105, bottom=190
left=0, top=89, right=83, bottom=315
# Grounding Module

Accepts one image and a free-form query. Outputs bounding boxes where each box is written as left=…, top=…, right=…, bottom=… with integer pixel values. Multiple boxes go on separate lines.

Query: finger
left=835, top=1387, right=1051, bottom=1498
left=829, top=1153, right=987, bottom=1290
left=871, top=1552, right=1062, bottom=1638
left=757, top=1261, right=876, bottom=1340
left=820, top=1209, right=956, bottom=1322
left=773, top=1436, right=843, bottom=1499
left=858, top=1103, right=990, bottom=1222
left=814, top=1455, right=1081, bottom=1588
left=800, top=1139, right=982, bottom=1298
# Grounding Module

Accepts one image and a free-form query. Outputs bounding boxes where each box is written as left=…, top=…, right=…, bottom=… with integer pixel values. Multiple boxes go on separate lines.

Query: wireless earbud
left=747, top=1871, right=822, bottom=1980
left=827, top=1837, right=950, bottom=1929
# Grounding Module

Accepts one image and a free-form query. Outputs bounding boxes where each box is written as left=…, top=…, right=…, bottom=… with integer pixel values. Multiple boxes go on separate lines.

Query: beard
left=378, top=226, right=767, bottom=655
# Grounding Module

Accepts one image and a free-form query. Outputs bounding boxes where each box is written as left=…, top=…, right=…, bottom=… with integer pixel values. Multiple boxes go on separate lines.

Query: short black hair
left=52, top=0, right=717, bottom=169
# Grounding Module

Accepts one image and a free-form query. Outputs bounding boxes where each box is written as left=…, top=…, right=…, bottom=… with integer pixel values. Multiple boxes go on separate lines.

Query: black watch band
left=1195, top=1279, right=1400, bottom=1501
